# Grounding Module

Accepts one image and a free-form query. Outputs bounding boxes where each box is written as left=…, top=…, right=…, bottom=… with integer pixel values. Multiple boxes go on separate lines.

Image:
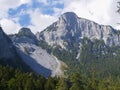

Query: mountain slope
left=0, top=26, right=32, bottom=72
left=36, top=12, right=120, bottom=77
left=37, top=12, right=120, bottom=49
left=10, top=27, right=63, bottom=77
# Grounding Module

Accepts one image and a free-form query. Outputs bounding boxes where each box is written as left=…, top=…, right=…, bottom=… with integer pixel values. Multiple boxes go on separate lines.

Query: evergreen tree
left=7, top=78, right=17, bottom=90
left=56, top=78, right=69, bottom=90
left=70, top=72, right=86, bottom=90
left=35, top=75, right=46, bottom=90
left=24, top=77, right=35, bottom=90
left=45, top=77, right=56, bottom=90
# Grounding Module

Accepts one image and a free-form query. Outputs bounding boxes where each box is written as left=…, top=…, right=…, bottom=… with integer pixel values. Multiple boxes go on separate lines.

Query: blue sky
left=8, top=0, right=64, bottom=26
left=0, top=0, right=119, bottom=34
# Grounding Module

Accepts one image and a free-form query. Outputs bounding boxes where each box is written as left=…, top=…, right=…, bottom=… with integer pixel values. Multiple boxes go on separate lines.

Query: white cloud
left=62, top=0, right=120, bottom=29
left=0, top=0, right=31, bottom=34
left=0, top=0, right=31, bottom=11
left=0, top=10, right=8, bottom=19
left=108, top=0, right=120, bottom=29
left=53, top=8, right=63, bottom=17
left=0, top=18, right=21, bottom=34
left=28, top=9, right=57, bottom=33
left=0, top=0, right=31, bottom=19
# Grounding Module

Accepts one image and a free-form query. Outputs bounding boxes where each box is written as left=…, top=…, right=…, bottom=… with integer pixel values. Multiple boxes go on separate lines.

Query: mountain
left=37, top=12, right=120, bottom=49
left=36, top=12, right=120, bottom=77
left=0, top=26, right=32, bottom=71
left=10, top=27, right=63, bottom=77
left=11, top=27, right=38, bottom=44
left=2, top=12, right=120, bottom=77
left=0, top=12, right=120, bottom=90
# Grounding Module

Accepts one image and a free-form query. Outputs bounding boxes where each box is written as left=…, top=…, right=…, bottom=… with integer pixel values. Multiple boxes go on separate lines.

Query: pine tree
left=24, top=77, right=35, bottom=90
left=56, top=78, right=69, bottom=90
left=70, top=72, right=86, bottom=90
left=45, top=77, right=56, bottom=90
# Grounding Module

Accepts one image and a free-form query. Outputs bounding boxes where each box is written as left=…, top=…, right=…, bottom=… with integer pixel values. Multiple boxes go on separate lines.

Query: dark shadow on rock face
left=16, top=48, right=52, bottom=77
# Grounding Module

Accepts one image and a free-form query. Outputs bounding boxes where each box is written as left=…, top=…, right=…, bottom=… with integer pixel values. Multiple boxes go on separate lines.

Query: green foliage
left=70, top=72, right=87, bottom=90
left=45, top=77, right=56, bottom=90
left=0, top=65, right=46, bottom=90
left=35, top=75, right=46, bottom=90
left=0, top=65, right=120, bottom=90
left=24, top=78, right=35, bottom=90
left=56, top=78, right=69, bottom=90
left=79, top=38, right=120, bottom=78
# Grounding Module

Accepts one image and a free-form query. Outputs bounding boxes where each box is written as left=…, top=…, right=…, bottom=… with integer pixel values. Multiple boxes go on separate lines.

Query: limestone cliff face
left=37, top=12, right=120, bottom=49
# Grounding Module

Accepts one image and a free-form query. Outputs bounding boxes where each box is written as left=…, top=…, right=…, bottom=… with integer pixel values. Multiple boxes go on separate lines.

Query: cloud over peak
left=0, top=0, right=119, bottom=34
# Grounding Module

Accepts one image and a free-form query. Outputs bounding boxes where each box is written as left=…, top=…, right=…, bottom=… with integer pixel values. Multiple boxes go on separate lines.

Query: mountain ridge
left=37, top=12, right=120, bottom=49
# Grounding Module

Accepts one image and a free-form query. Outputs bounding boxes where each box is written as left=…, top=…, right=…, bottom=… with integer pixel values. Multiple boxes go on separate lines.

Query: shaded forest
left=0, top=65, right=120, bottom=90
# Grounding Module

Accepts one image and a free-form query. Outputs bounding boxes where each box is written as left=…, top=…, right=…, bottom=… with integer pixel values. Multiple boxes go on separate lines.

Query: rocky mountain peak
left=60, top=12, right=77, bottom=19
left=58, top=12, right=78, bottom=26
left=38, top=12, right=120, bottom=49
left=11, top=27, right=37, bottom=44
left=18, top=27, right=34, bottom=37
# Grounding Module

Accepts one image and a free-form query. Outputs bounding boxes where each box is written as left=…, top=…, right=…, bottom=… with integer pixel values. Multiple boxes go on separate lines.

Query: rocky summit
left=37, top=12, right=120, bottom=49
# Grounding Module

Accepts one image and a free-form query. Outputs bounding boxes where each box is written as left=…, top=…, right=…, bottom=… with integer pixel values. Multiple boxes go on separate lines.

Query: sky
left=0, top=0, right=119, bottom=34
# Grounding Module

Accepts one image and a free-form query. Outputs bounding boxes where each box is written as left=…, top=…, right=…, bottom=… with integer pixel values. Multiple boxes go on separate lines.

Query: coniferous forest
left=0, top=65, right=120, bottom=90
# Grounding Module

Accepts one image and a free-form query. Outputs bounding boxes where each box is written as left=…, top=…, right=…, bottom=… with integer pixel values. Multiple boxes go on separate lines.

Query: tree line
left=0, top=65, right=120, bottom=90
